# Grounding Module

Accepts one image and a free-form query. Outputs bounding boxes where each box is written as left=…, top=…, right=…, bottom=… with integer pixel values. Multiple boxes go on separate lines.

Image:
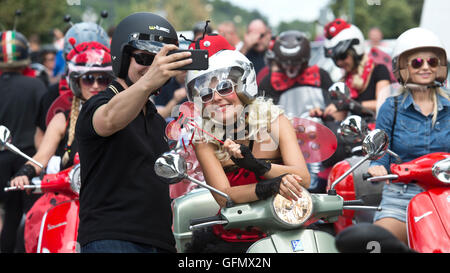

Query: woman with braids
left=183, top=35, right=310, bottom=253
left=9, top=41, right=113, bottom=192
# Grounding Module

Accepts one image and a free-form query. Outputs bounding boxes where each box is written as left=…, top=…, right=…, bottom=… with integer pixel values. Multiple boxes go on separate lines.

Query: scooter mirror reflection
left=154, top=151, right=187, bottom=184
left=0, top=125, right=12, bottom=151
left=362, top=129, right=389, bottom=161
left=338, top=115, right=368, bottom=144
left=328, top=82, right=350, bottom=99
left=432, top=157, right=450, bottom=183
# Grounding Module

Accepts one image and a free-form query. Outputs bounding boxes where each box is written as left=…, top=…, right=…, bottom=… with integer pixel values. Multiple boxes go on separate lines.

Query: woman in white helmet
left=367, top=27, right=450, bottom=244
left=322, top=19, right=391, bottom=118
left=184, top=34, right=310, bottom=252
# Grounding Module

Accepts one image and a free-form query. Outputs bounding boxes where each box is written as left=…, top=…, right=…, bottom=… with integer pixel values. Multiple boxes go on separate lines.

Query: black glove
left=12, top=164, right=37, bottom=181
left=255, top=174, right=287, bottom=200
left=230, top=144, right=271, bottom=177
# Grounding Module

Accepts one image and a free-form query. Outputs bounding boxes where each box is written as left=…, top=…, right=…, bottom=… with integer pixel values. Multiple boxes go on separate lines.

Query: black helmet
left=270, top=30, right=311, bottom=77
left=0, top=30, right=31, bottom=69
left=110, top=12, right=179, bottom=78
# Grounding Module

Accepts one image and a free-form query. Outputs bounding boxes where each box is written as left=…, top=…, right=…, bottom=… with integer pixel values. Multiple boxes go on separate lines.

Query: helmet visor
left=187, top=67, right=244, bottom=102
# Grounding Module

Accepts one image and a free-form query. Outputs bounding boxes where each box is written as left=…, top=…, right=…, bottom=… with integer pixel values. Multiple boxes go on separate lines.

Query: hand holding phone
left=167, top=49, right=209, bottom=70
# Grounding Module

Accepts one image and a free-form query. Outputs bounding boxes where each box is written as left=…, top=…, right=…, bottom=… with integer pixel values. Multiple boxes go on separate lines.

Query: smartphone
left=167, top=49, right=209, bottom=70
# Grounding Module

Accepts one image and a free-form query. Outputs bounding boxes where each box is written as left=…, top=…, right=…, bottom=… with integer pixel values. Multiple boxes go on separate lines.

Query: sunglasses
left=332, top=52, right=348, bottom=62
left=409, top=57, right=440, bottom=69
left=199, top=79, right=235, bottom=103
left=131, top=52, right=155, bottom=66
left=80, top=74, right=113, bottom=87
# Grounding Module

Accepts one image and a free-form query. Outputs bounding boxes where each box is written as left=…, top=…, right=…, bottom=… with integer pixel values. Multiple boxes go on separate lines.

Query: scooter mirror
left=361, top=129, right=389, bottom=161
left=338, top=115, right=368, bottom=144
left=0, top=125, right=12, bottom=151
left=432, top=157, right=450, bottom=183
left=328, top=82, right=350, bottom=99
left=154, top=151, right=187, bottom=184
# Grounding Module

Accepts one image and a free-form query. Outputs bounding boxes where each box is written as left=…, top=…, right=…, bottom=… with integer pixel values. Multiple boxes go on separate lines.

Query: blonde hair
left=61, top=96, right=82, bottom=166
left=194, top=97, right=284, bottom=161
left=348, top=52, right=372, bottom=92
left=398, top=86, right=449, bottom=126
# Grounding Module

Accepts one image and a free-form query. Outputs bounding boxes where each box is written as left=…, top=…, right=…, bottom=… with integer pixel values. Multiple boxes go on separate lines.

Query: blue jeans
left=81, top=240, right=170, bottom=253
left=374, top=183, right=424, bottom=223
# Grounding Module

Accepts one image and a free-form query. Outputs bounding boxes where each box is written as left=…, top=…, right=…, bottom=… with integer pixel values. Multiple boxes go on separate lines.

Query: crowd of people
left=0, top=9, right=449, bottom=254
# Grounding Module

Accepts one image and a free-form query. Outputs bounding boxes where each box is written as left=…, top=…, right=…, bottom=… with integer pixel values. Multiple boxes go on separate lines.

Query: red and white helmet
left=323, top=18, right=365, bottom=60
left=66, top=41, right=113, bottom=98
left=391, top=27, right=447, bottom=84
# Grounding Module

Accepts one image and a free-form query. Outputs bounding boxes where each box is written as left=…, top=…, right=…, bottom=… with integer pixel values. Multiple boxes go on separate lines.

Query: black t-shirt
left=0, top=72, right=47, bottom=150
left=355, top=64, right=391, bottom=103
left=246, top=49, right=266, bottom=75
left=75, top=80, right=175, bottom=252
left=258, top=67, right=334, bottom=105
left=36, top=82, right=60, bottom=131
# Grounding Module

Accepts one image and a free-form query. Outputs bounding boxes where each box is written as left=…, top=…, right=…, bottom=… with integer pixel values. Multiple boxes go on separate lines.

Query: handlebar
left=189, top=215, right=228, bottom=231
left=4, top=177, right=42, bottom=193
left=362, top=173, right=399, bottom=183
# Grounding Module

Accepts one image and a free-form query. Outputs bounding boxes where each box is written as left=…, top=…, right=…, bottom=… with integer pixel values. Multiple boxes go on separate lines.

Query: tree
left=329, top=0, right=424, bottom=38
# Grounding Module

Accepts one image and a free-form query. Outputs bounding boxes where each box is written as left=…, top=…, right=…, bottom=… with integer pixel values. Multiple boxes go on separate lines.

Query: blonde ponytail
left=61, top=96, right=81, bottom=166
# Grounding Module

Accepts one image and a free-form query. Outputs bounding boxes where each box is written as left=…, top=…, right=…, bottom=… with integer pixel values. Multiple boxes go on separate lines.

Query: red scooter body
left=37, top=199, right=80, bottom=253
left=327, top=155, right=383, bottom=233
left=23, top=157, right=80, bottom=253
left=327, top=160, right=355, bottom=233
left=389, top=152, right=450, bottom=253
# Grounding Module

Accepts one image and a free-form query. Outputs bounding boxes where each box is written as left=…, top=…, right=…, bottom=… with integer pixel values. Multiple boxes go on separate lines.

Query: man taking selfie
left=75, top=12, right=192, bottom=253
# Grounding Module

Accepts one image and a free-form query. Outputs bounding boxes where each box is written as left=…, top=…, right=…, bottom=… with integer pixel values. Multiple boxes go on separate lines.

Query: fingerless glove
left=230, top=144, right=271, bottom=177
left=13, top=164, right=36, bottom=181
left=255, top=174, right=287, bottom=200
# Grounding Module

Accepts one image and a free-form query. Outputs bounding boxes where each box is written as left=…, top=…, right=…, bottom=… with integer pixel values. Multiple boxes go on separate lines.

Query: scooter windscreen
left=272, top=186, right=313, bottom=227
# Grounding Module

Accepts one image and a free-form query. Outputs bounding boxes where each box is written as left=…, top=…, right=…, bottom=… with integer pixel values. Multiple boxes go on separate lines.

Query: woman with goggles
left=184, top=36, right=310, bottom=253
left=9, top=41, right=113, bottom=191
left=322, top=19, right=391, bottom=119
left=368, top=27, right=450, bottom=245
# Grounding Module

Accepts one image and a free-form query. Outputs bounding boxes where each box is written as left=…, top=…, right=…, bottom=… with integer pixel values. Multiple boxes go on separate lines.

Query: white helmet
left=186, top=49, right=257, bottom=105
left=392, top=27, right=447, bottom=83
left=324, top=19, right=365, bottom=60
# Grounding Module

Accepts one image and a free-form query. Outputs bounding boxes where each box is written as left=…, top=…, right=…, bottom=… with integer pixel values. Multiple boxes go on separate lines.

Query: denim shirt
left=370, top=92, right=450, bottom=171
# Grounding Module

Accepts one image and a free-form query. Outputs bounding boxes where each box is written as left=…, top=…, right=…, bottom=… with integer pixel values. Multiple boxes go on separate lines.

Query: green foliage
left=277, top=20, right=316, bottom=39
left=330, top=0, right=424, bottom=38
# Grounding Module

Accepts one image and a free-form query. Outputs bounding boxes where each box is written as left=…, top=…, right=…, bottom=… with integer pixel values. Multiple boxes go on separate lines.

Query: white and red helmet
left=66, top=40, right=113, bottom=98
left=323, top=18, right=365, bottom=60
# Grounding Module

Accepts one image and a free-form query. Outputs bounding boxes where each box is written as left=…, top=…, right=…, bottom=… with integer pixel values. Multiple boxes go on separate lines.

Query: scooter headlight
left=69, top=164, right=81, bottom=195
left=272, top=186, right=313, bottom=227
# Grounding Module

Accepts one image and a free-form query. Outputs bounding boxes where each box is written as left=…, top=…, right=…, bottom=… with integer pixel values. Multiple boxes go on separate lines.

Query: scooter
left=325, top=114, right=403, bottom=233
left=365, top=152, right=450, bottom=253
left=0, top=125, right=80, bottom=253
left=155, top=129, right=388, bottom=253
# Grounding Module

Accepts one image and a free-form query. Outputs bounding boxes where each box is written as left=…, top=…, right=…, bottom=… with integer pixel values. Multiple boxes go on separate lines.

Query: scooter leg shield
left=246, top=229, right=338, bottom=253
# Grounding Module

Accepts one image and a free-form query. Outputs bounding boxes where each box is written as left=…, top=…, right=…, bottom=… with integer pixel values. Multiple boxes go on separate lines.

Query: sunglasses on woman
left=199, top=79, right=235, bottom=103
left=131, top=52, right=155, bottom=66
left=80, top=74, right=113, bottom=87
left=332, top=52, right=348, bottom=62
left=409, top=57, right=440, bottom=69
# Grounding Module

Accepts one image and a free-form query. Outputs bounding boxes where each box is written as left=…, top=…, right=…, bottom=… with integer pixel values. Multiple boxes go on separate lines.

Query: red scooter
left=366, top=152, right=450, bottom=253
left=325, top=115, right=385, bottom=233
left=1, top=125, right=80, bottom=253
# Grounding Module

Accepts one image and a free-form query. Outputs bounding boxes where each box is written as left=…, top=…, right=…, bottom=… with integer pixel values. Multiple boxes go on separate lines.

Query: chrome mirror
left=432, top=158, right=450, bottom=183
left=154, top=151, right=187, bottom=184
left=0, top=125, right=12, bottom=151
left=362, top=129, right=389, bottom=161
left=328, top=82, right=350, bottom=99
left=338, top=115, right=368, bottom=144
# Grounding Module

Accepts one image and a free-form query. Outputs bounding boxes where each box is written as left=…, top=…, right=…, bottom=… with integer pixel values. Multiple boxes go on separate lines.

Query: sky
left=225, top=0, right=331, bottom=27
